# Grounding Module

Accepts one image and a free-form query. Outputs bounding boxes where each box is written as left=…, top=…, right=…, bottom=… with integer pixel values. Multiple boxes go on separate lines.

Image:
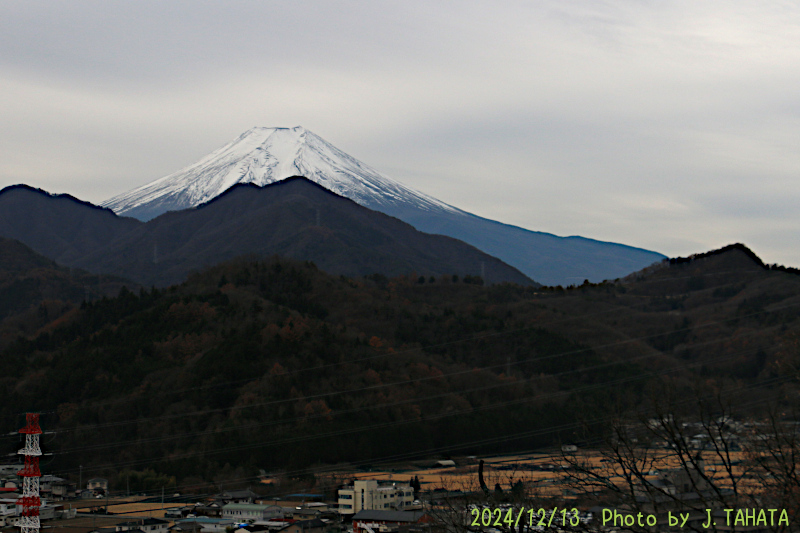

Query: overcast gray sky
left=2, top=1, right=800, bottom=265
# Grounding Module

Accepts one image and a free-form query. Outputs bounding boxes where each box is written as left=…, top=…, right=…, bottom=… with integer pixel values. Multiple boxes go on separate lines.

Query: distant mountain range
left=0, top=235, right=129, bottom=320
left=103, top=126, right=665, bottom=285
left=0, top=185, right=140, bottom=265
left=0, top=236, right=133, bottom=348
left=0, top=179, right=532, bottom=287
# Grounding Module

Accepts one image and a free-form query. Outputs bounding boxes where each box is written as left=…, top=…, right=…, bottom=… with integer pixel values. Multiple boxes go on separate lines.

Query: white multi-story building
left=337, top=480, right=413, bottom=515
left=0, top=499, right=18, bottom=527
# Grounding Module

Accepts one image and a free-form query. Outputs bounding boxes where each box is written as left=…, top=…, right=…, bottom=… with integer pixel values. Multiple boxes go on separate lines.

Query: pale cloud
left=2, top=0, right=800, bottom=266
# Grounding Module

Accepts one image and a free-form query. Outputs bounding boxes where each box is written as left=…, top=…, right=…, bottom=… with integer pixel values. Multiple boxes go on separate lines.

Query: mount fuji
left=103, top=126, right=664, bottom=285
left=103, top=127, right=452, bottom=221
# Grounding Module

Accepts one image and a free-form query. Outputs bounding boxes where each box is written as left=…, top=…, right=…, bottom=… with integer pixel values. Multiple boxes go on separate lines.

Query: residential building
left=275, top=518, right=327, bottom=533
left=193, top=502, right=222, bottom=517
left=40, top=475, right=76, bottom=499
left=87, top=478, right=109, bottom=493
left=338, top=481, right=413, bottom=515
left=352, top=510, right=430, bottom=533
left=0, top=465, right=20, bottom=477
left=116, top=518, right=169, bottom=533
left=0, top=499, right=18, bottom=528
left=169, top=523, right=202, bottom=533
left=222, top=503, right=283, bottom=522
left=214, top=489, right=259, bottom=505
left=173, top=518, right=235, bottom=533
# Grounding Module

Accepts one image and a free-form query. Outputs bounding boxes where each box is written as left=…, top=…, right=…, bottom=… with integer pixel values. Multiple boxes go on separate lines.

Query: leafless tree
left=743, top=408, right=800, bottom=525
left=559, top=390, right=790, bottom=532
left=423, top=459, right=564, bottom=533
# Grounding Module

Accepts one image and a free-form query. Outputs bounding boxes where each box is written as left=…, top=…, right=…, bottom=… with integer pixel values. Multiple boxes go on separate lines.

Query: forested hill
left=1, top=244, right=798, bottom=491
left=0, top=237, right=135, bottom=347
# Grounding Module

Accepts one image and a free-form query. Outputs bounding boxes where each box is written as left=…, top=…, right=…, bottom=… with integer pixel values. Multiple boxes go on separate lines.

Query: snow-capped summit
left=103, top=126, right=665, bottom=285
left=103, top=126, right=457, bottom=221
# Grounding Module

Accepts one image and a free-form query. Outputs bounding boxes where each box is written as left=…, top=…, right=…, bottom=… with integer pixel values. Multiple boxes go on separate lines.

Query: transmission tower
left=17, top=413, right=42, bottom=533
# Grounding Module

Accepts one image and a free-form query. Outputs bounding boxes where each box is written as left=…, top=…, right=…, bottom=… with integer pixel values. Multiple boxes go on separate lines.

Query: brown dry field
left=42, top=515, right=125, bottom=533
left=61, top=497, right=175, bottom=518
left=330, top=449, right=755, bottom=499
left=66, top=496, right=147, bottom=509
left=97, top=501, right=176, bottom=517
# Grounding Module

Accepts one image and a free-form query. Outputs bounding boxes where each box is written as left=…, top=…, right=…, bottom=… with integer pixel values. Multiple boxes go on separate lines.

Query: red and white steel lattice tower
left=17, top=413, right=42, bottom=533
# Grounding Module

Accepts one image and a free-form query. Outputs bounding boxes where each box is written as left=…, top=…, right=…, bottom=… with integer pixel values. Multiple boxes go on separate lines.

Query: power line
left=48, top=344, right=792, bottom=480
left=10, top=270, right=786, bottom=427
left=48, top=374, right=796, bottom=511
left=12, top=289, right=795, bottom=445
left=2, top=267, right=798, bottom=500
left=51, top=330, right=782, bottom=457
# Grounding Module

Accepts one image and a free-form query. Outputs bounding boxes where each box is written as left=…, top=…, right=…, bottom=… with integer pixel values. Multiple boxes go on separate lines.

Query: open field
left=331, top=449, right=755, bottom=500
left=44, top=515, right=124, bottom=533
left=62, top=497, right=176, bottom=518
left=96, top=501, right=176, bottom=518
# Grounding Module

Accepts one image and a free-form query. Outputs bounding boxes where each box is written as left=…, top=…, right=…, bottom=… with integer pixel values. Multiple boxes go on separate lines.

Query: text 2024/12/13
left=470, top=507, right=580, bottom=528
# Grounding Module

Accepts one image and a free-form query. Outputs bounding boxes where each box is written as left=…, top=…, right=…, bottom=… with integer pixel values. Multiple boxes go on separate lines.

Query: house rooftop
left=169, top=524, right=202, bottom=533
left=219, top=489, right=259, bottom=499
left=117, top=518, right=168, bottom=526
left=223, top=503, right=280, bottom=511
left=282, top=518, right=326, bottom=530
left=176, top=518, right=234, bottom=524
left=352, top=511, right=426, bottom=522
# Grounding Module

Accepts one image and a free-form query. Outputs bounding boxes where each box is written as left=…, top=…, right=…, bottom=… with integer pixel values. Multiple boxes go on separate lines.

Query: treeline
left=1, top=250, right=797, bottom=491
left=669, top=242, right=800, bottom=275
left=0, top=258, right=641, bottom=486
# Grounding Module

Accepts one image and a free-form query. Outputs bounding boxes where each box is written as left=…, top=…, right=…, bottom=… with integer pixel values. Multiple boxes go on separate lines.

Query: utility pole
left=18, top=413, right=42, bottom=533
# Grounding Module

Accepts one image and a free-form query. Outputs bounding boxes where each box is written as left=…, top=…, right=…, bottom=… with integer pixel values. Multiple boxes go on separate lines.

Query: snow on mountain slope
left=103, top=126, right=458, bottom=221
left=103, top=126, right=665, bottom=285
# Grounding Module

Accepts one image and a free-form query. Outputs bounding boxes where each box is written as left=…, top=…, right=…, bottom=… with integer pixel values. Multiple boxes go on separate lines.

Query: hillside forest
left=1, top=243, right=799, bottom=494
